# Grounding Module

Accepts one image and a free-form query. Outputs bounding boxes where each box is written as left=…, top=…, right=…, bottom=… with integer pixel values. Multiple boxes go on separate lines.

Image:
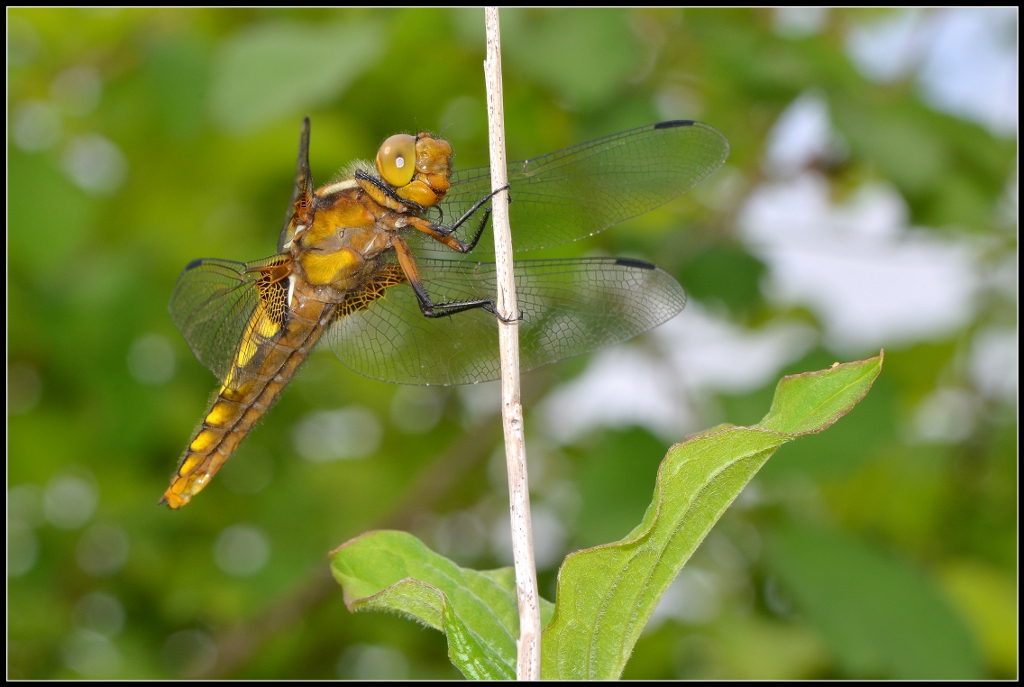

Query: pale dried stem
left=483, top=7, right=541, bottom=681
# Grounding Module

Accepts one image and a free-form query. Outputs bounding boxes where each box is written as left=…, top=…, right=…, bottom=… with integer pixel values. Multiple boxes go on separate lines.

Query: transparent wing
left=418, top=120, right=728, bottom=255
left=328, top=257, right=686, bottom=385
left=169, top=255, right=291, bottom=389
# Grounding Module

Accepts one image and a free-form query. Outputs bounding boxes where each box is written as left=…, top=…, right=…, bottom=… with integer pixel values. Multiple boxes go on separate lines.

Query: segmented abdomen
left=162, top=293, right=334, bottom=509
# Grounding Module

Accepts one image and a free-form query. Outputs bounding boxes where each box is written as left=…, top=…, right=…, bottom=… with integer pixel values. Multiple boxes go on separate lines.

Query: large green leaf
left=541, top=352, right=883, bottom=679
left=330, top=530, right=556, bottom=680
left=331, top=353, right=882, bottom=679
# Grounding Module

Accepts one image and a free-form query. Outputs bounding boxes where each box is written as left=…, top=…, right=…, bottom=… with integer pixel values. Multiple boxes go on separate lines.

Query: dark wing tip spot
left=614, top=257, right=656, bottom=270
left=654, top=120, right=695, bottom=130
left=185, top=258, right=204, bottom=271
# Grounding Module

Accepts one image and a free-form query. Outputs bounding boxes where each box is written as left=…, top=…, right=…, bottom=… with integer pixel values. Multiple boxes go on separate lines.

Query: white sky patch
left=773, top=7, right=828, bottom=38
left=763, top=89, right=851, bottom=178
left=845, top=8, right=924, bottom=82
left=969, top=327, right=1018, bottom=402
left=764, top=90, right=836, bottom=176
left=846, top=8, right=1018, bottom=137
left=910, top=386, right=980, bottom=444
left=490, top=504, right=567, bottom=570
left=539, top=345, right=688, bottom=444
left=646, top=566, right=722, bottom=632
left=538, top=303, right=815, bottom=444
left=651, top=306, right=817, bottom=397
left=739, top=174, right=981, bottom=353
left=917, top=8, right=1018, bottom=137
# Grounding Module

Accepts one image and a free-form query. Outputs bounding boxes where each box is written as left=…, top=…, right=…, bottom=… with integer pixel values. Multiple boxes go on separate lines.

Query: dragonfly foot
left=484, top=303, right=523, bottom=324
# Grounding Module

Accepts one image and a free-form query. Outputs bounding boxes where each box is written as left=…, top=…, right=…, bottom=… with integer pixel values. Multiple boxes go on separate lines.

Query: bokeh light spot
left=62, top=134, right=128, bottom=195
left=292, top=406, right=381, bottom=462
left=8, top=520, right=39, bottom=577
left=127, top=333, right=176, bottom=385
left=77, top=524, right=130, bottom=576
left=13, top=100, right=61, bottom=151
left=62, top=629, right=122, bottom=677
left=8, top=362, right=42, bottom=415
left=162, top=629, right=218, bottom=678
left=44, top=474, right=97, bottom=529
left=390, top=386, right=445, bottom=434
left=213, top=524, right=270, bottom=576
left=8, top=483, right=45, bottom=527
left=50, top=65, right=102, bottom=117
left=73, top=592, right=126, bottom=637
left=336, top=643, right=410, bottom=680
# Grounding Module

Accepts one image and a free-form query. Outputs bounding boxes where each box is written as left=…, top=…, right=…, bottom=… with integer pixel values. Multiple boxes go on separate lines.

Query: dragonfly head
left=375, top=132, right=452, bottom=209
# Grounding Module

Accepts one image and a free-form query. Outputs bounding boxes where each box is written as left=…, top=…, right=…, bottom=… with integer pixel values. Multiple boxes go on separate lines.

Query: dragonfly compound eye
left=376, top=134, right=417, bottom=188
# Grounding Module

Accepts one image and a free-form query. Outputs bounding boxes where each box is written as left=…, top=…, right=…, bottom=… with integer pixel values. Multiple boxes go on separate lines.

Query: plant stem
left=483, top=7, right=541, bottom=681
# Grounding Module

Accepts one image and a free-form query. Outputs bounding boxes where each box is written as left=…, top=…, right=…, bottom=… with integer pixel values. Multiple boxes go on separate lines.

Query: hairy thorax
left=291, top=185, right=398, bottom=300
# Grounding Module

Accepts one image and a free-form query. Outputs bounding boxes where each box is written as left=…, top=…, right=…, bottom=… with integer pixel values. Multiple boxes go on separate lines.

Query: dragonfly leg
left=354, top=169, right=426, bottom=213
left=403, top=210, right=488, bottom=254
left=482, top=302, right=524, bottom=324
left=460, top=207, right=492, bottom=252
left=407, top=185, right=509, bottom=254
left=442, top=184, right=508, bottom=237
left=391, top=234, right=517, bottom=323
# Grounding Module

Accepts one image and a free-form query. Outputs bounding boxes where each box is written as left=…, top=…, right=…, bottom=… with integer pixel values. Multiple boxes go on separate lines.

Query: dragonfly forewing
left=427, top=120, right=729, bottom=255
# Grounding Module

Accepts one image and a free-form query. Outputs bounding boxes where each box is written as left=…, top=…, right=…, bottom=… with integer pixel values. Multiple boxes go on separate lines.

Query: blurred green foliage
left=7, top=8, right=1016, bottom=679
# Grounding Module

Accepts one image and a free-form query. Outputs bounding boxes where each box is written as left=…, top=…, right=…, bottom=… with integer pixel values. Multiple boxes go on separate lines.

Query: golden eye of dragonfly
left=376, top=134, right=417, bottom=187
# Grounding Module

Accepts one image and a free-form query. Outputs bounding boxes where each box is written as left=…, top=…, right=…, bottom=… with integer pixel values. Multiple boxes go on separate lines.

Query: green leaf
left=331, top=354, right=881, bottom=680
left=210, top=20, right=384, bottom=134
left=330, top=530, right=556, bottom=680
left=541, top=352, right=883, bottom=679
left=758, top=353, right=884, bottom=435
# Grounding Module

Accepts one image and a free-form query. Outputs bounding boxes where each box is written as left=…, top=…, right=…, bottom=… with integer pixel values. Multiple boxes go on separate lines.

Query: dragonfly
left=163, top=118, right=729, bottom=508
